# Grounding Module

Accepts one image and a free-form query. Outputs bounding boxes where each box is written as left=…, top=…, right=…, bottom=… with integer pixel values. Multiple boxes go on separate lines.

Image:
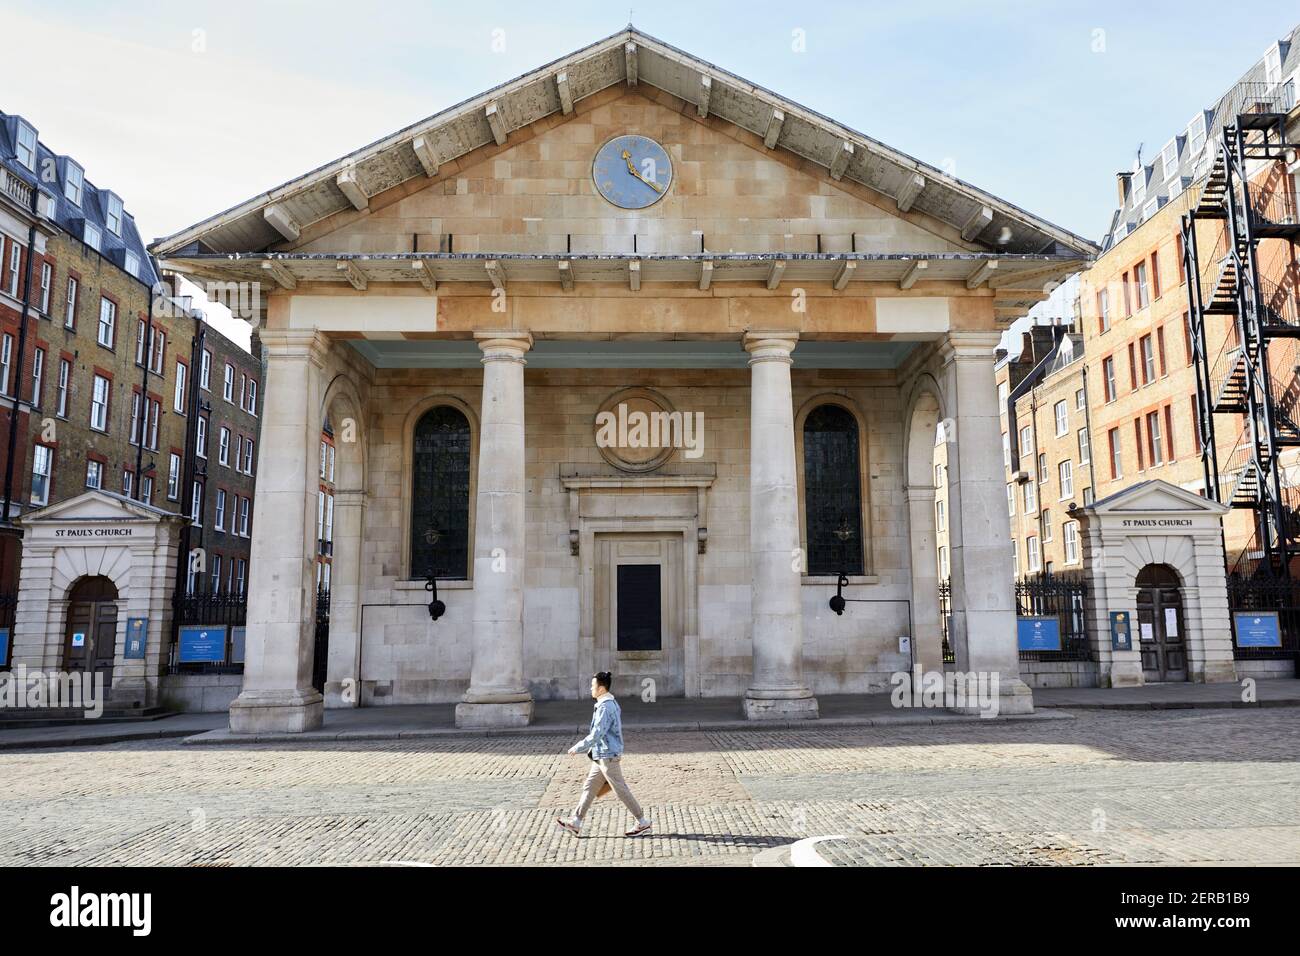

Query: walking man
left=556, top=672, right=652, bottom=838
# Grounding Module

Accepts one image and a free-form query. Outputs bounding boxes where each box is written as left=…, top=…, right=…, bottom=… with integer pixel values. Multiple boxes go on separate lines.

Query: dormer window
left=84, top=221, right=101, bottom=252
left=1160, top=138, right=1180, bottom=180
left=1187, top=112, right=1208, bottom=162
left=1265, top=43, right=1283, bottom=87
left=124, top=251, right=140, bottom=277
left=1130, top=169, right=1146, bottom=208
left=15, top=122, right=37, bottom=170
left=1143, top=198, right=1160, bottom=220
left=105, top=193, right=123, bottom=236
left=64, top=161, right=83, bottom=206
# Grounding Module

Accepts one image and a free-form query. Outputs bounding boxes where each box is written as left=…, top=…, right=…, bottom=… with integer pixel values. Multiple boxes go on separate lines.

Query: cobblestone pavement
left=2, top=708, right=1298, bottom=866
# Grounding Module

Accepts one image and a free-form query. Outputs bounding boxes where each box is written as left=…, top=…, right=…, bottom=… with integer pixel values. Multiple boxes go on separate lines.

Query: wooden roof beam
left=829, top=141, right=854, bottom=181
left=699, top=260, right=713, bottom=291
left=899, top=259, right=928, bottom=290
left=485, top=102, right=508, bottom=147
left=625, top=43, right=639, bottom=86
left=260, top=259, right=297, bottom=289
left=411, top=260, right=436, bottom=291
left=697, top=75, right=712, bottom=118
left=338, top=260, right=368, bottom=291
left=766, top=259, right=788, bottom=290
left=965, top=260, right=999, bottom=289
left=555, top=71, right=574, bottom=115
left=336, top=166, right=368, bottom=211
left=962, top=204, right=994, bottom=242
left=832, top=260, right=857, bottom=290
left=764, top=108, right=785, bottom=149
left=895, top=173, right=925, bottom=213
left=411, top=134, right=439, bottom=177
left=263, top=204, right=300, bottom=243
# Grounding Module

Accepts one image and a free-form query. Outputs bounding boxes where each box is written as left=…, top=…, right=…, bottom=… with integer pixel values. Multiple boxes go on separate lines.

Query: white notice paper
left=1164, top=607, right=1178, bottom=637
left=1140, top=623, right=1154, bottom=641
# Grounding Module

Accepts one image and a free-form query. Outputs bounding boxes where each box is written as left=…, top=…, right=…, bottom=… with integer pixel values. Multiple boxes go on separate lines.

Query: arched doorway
left=63, top=575, right=119, bottom=688
left=1136, top=564, right=1187, bottom=682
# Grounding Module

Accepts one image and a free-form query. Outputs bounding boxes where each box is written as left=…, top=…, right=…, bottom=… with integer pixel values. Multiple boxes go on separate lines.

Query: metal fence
left=0, top=592, right=15, bottom=669
left=1015, top=572, right=1090, bottom=661
left=166, top=591, right=248, bottom=674
left=1227, top=576, right=1300, bottom=660
left=312, top=588, right=330, bottom=692
left=939, top=573, right=1089, bottom=663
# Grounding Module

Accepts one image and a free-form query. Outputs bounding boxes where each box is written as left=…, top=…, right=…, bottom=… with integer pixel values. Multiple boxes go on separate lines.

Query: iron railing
left=0, top=592, right=16, bottom=669
left=1227, top=575, right=1300, bottom=660
left=166, top=590, right=248, bottom=674
left=1015, top=572, right=1091, bottom=662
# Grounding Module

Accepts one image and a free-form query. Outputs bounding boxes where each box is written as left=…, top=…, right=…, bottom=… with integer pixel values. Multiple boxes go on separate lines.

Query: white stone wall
left=346, top=365, right=912, bottom=703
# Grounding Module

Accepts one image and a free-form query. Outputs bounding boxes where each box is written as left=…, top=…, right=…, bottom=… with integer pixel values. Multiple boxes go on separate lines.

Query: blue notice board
left=124, top=618, right=148, bottom=659
left=0, top=626, right=9, bottom=666
left=1234, top=611, right=1282, bottom=648
left=178, top=625, right=227, bottom=663
left=1017, top=616, right=1061, bottom=652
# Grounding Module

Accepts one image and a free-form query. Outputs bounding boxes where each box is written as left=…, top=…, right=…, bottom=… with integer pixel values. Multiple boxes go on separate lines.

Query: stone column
left=743, top=332, right=818, bottom=720
left=940, top=332, right=1034, bottom=715
left=324, top=488, right=366, bottom=708
left=456, top=331, right=534, bottom=728
left=229, top=330, right=328, bottom=733
left=904, top=484, right=945, bottom=674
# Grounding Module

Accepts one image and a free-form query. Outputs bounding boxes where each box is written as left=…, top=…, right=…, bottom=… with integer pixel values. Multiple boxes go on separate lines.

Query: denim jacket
left=571, top=693, right=624, bottom=759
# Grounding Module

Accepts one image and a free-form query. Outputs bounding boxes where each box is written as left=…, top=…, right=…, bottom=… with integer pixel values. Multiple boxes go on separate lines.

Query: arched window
left=803, top=403, right=864, bottom=575
left=410, top=406, right=471, bottom=579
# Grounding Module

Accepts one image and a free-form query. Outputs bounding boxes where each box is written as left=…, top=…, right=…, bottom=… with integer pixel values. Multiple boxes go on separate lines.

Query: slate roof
left=0, top=108, right=158, bottom=287
left=1101, top=24, right=1300, bottom=251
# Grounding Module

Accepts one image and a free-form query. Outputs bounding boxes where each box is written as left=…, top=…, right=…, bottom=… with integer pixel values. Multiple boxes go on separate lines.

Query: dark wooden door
left=1137, top=565, right=1187, bottom=682
left=63, top=576, right=118, bottom=689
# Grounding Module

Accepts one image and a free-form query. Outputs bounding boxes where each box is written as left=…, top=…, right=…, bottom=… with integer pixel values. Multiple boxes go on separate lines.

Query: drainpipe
left=132, top=286, right=155, bottom=498
left=1081, top=364, right=1098, bottom=497
left=1, top=183, right=40, bottom=529
left=173, top=309, right=206, bottom=599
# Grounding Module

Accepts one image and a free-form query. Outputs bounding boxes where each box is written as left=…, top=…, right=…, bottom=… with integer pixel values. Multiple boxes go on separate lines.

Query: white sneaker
left=556, top=816, right=582, bottom=838
left=625, top=819, right=652, bottom=837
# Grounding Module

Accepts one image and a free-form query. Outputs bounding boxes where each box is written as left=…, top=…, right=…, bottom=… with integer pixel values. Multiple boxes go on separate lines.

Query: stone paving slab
left=1033, top=678, right=1300, bottom=709
left=1, top=707, right=1296, bottom=867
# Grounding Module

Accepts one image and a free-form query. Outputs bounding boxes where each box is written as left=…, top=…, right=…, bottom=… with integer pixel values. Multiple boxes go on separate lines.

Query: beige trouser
left=574, top=757, right=644, bottom=822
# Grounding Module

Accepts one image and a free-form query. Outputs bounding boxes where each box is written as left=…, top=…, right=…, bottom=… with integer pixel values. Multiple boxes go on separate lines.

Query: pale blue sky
left=5, top=1, right=1298, bottom=245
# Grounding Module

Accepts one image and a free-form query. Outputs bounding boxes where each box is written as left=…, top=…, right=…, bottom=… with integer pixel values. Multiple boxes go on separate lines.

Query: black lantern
left=423, top=527, right=446, bottom=621
left=829, top=514, right=853, bottom=616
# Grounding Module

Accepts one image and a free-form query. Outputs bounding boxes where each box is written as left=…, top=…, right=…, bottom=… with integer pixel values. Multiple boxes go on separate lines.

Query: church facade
left=151, top=30, right=1097, bottom=731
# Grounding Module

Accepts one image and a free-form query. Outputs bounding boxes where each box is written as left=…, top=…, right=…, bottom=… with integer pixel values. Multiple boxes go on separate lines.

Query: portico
left=150, top=28, right=1096, bottom=731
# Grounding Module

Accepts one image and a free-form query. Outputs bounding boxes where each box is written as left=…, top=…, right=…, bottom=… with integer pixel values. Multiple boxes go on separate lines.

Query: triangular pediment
left=296, top=90, right=968, bottom=258
left=151, top=28, right=1096, bottom=262
left=19, top=489, right=175, bottom=525
left=1085, top=480, right=1230, bottom=516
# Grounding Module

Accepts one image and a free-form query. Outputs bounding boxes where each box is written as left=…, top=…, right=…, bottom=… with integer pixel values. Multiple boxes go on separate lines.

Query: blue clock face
left=592, top=135, right=672, bottom=209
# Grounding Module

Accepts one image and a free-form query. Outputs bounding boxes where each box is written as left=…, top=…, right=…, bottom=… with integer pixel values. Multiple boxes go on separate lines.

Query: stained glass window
left=803, top=403, right=864, bottom=575
left=410, top=406, right=471, bottom=579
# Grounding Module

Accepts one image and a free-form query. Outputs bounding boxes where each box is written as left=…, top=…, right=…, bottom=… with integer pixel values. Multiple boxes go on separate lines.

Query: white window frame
left=64, top=161, right=83, bottom=205
left=124, top=251, right=140, bottom=278
left=1027, top=535, right=1041, bottom=573
left=174, top=360, right=187, bottom=413
left=85, top=459, right=103, bottom=490
left=1054, top=400, right=1068, bottom=437
left=5, top=241, right=19, bottom=297
left=56, top=358, right=69, bottom=418
left=1058, top=459, right=1074, bottom=500
left=196, top=416, right=208, bottom=459
left=31, top=347, right=43, bottom=408
left=83, top=221, right=101, bottom=252
left=1078, top=428, right=1090, bottom=465
left=97, top=296, right=115, bottom=348
left=246, top=379, right=257, bottom=415
left=15, top=122, right=37, bottom=170
left=105, top=193, right=123, bottom=236
left=1064, top=521, right=1080, bottom=564
left=242, top=438, right=254, bottom=475
left=30, top=444, right=52, bottom=506
left=215, top=489, right=226, bottom=531
left=64, top=276, right=78, bottom=328
left=90, top=374, right=109, bottom=431
left=39, top=261, right=51, bottom=314
left=200, top=349, right=212, bottom=390
left=223, top=363, right=234, bottom=402
left=167, top=453, right=181, bottom=500
left=1007, top=484, right=1015, bottom=517
left=219, top=427, right=230, bottom=466
left=0, top=334, right=11, bottom=396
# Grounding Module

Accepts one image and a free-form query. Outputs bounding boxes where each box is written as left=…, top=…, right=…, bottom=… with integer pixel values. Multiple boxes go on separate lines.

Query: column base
left=1193, top=661, right=1239, bottom=684
left=1104, top=659, right=1145, bottom=688
left=229, top=688, right=324, bottom=734
left=456, top=699, right=534, bottom=728
left=743, top=693, right=819, bottom=721
left=947, top=676, right=1034, bottom=717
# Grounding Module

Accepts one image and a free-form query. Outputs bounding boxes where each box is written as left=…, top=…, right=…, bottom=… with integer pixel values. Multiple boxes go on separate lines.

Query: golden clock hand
left=620, top=149, right=664, bottom=192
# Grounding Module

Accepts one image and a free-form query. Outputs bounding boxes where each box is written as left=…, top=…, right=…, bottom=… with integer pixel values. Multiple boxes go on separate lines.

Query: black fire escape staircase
left=1184, top=82, right=1300, bottom=577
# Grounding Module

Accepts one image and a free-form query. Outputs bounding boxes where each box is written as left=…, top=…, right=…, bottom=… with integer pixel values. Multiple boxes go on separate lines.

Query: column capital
left=475, top=330, right=533, bottom=364
left=904, top=483, right=937, bottom=503
left=743, top=330, right=799, bottom=364
left=258, top=328, right=332, bottom=367
left=938, top=331, right=1003, bottom=366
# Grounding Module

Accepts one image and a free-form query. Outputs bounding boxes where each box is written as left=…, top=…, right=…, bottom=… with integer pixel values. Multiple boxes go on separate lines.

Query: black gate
left=312, top=587, right=330, bottom=692
left=1015, top=572, right=1090, bottom=661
